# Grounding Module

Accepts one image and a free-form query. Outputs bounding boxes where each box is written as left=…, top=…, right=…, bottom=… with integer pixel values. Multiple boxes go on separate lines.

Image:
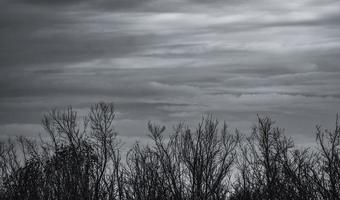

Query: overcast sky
left=1, top=0, right=340, bottom=146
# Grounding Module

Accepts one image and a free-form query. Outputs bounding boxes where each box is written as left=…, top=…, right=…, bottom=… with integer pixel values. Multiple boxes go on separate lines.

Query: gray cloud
left=8, top=0, right=151, bottom=8
left=0, top=0, right=339, bottom=145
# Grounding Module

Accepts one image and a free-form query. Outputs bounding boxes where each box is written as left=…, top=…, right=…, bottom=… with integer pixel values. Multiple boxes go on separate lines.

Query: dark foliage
left=0, top=103, right=339, bottom=200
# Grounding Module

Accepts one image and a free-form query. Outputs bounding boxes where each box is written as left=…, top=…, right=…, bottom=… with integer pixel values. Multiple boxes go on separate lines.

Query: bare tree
left=1, top=102, right=122, bottom=200
left=0, top=104, right=339, bottom=200
left=310, top=115, right=340, bottom=200
left=146, top=116, right=239, bottom=200
left=231, top=116, right=315, bottom=200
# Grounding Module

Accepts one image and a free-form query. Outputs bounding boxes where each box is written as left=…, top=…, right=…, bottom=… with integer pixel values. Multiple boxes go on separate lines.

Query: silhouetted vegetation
left=0, top=102, right=339, bottom=200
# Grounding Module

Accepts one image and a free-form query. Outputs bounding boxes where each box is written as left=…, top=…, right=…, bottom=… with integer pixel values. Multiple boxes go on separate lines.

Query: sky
left=0, top=0, right=340, bottom=147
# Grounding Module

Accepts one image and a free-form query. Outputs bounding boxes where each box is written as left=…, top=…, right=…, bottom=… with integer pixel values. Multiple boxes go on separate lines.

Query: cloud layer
left=0, top=0, right=340, bottom=145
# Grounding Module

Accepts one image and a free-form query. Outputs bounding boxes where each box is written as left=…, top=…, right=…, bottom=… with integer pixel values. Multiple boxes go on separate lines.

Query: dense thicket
left=0, top=103, right=339, bottom=200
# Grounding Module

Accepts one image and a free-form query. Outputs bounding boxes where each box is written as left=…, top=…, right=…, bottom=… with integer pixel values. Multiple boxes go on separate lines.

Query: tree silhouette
left=0, top=103, right=339, bottom=200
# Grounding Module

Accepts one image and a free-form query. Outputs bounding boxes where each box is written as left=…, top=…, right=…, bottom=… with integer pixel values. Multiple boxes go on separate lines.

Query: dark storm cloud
left=16, top=0, right=84, bottom=5
left=0, top=0, right=340, bottom=145
left=0, top=8, right=152, bottom=69
left=8, top=0, right=151, bottom=8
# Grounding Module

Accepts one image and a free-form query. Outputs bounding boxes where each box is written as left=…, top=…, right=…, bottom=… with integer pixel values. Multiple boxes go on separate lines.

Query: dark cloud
left=18, top=0, right=84, bottom=5
left=6, top=0, right=153, bottom=11
left=0, top=0, right=339, bottom=144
